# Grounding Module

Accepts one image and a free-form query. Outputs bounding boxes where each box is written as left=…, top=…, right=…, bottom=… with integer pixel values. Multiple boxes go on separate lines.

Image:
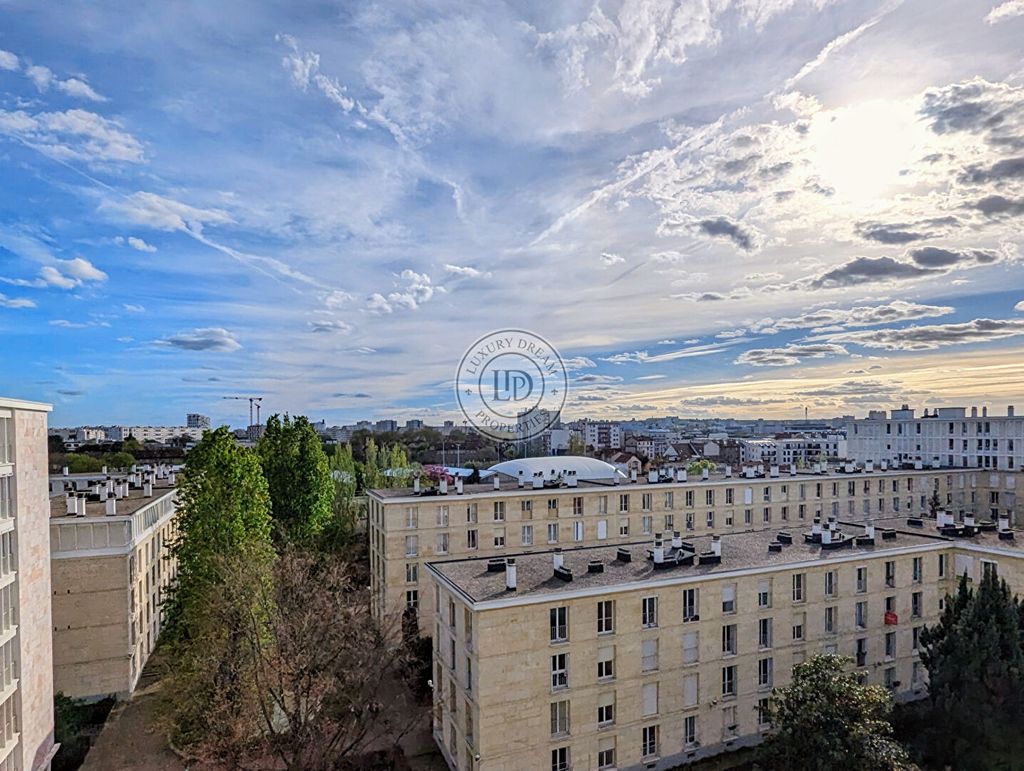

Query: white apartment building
left=584, top=423, right=623, bottom=452
left=0, top=397, right=58, bottom=771
left=185, top=413, right=210, bottom=430
left=846, top=405, right=1024, bottom=471
left=106, top=426, right=204, bottom=444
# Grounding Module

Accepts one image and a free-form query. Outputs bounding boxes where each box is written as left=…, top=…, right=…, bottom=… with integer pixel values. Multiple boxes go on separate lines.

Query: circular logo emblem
left=456, top=329, right=568, bottom=442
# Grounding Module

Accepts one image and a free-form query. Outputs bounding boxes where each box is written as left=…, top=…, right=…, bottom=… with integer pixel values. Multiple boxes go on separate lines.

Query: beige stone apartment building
left=49, top=467, right=178, bottom=699
left=0, top=397, right=57, bottom=771
left=425, top=516, right=1024, bottom=771
left=367, top=458, right=1022, bottom=629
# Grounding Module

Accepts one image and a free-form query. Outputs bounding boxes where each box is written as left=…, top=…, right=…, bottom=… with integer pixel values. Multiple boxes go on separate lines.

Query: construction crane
left=223, top=396, right=263, bottom=428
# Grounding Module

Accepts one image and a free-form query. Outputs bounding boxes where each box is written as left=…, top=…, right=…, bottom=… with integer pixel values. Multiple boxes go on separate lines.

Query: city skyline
left=2, top=0, right=1024, bottom=428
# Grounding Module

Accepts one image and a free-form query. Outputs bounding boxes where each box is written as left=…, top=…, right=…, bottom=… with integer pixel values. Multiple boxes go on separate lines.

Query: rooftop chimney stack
left=101, top=465, right=108, bottom=475
left=505, top=558, right=517, bottom=591
left=144, top=482, right=153, bottom=498
left=999, top=514, right=1010, bottom=532
left=567, top=470, right=578, bottom=488
left=553, top=548, right=564, bottom=571
left=1009, top=405, right=1015, bottom=417
left=62, top=466, right=69, bottom=476
left=983, top=406, right=988, bottom=417
left=455, top=477, right=464, bottom=494
left=821, top=526, right=832, bottom=545
left=711, top=535, right=722, bottom=557
left=812, top=518, right=822, bottom=537
left=725, top=466, right=733, bottom=478
left=964, top=513, right=976, bottom=527
left=168, top=472, right=176, bottom=485
left=439, top=478, right=448, bottom=495
left=672, top=530, right=682, bottom=549
left=630, top=468, right=637, bottom=483
left=702, top=467, right=710, bottom=480
left=653, top=533, right=665, bottom=564
left=413, top=477, right=421, bottom=494
left=865, top=524, right=875, bottom=539
left=517, top=470, right=525, bottom=488
left=770, top=465, right=779, bottom=478
left=679, top=470, right=688, bottom=483
left=648, top=470, right=658, bottom=483
left=533, top=472, right=543, bottom=490
left=105, top=497, right=117, bottom=516
left=865, top=460, right=874, bottom=472
left=66, top=495, right=77, bottom=516
left=493, top=475, right=500, bottom=491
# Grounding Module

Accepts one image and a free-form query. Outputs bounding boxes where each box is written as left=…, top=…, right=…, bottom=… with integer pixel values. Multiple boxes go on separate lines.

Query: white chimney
left=630, top=468, right=637, bottom=483
left=789, top=465, right=797, bottom=476
left=725, top=466, right=733, bottom=478
left=865, top=460, right=874, bottom=472
left=101, top=465, right=108, bottom=474
left=505, top=558, right=517, bottom=591
left=66, top=495, right=77, bottom=516
left=999, top=514, right=1010, bottom=531
left=653, top=533, right=664, bottom=564
left=1009, top=406, right=1015, bottom=418
left=492, top=475, right=500, bottom=491
left=131, top=464, right=137, bottom=473
left=812, top=518, right=822, bottom=536
left=679, top=470, right=688, bottom=483
left=106, top=479, right=114, bottom=494
left=567, top=471, right=578, bottom=488
left=702, top=468, right=709, bottom=480
left=880, top=460, right=888, bottom=471
left=456, top=478, right=464, bottom=494
left=844, top=463, right=854, bottom=473
left=62, top=466, right=69, bottom=476
left=533, top=473, right=543, bottom=490
left=553, top=548, right=564, bottom=571
left=413, top=477, right=421, bottom=493
left=770, top=465, right=779, bottom=478
left=517, top=470, right=525, bottom=488
left=98, top=487, right=107, bottom=503
left=672, top=531, right=682, bottom=549
left=744, top=467, right=755, bottom=479
left=168, top=472, right=176, bottom=485
left=711, top=535, right=722, bottom=557
left=964, top=513, right=976, bottom=527
left=914, top=460, right=923, bottom=470
left=821, top=527, right=832, bottom=545
left=865, top=524, right=875, bottom=539
left=439, top=478, right=448, bottom=495
left=105, top=497, right=117, bottom=516
left=144, top=482, right=153, bottom=498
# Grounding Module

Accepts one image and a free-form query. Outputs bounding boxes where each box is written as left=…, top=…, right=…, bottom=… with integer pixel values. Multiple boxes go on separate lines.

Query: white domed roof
left=484, top=456, right=626, bottom=481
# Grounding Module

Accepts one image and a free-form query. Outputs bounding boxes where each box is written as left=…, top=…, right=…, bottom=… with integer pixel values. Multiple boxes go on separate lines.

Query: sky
left=1, top=0, right=1024, bottom=429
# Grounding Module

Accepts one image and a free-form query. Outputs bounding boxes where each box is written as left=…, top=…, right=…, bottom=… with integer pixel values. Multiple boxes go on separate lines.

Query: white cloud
left=736, top=343, right=849, bottom=367
left=444, top=263, right=490, bottom=278
left=0, top=108, right=143, bottom=164
left=57, top=77, right=106, bottom=102
left=715, top=328, right=747, bottom=339
left=62, top=257, right=107, bottom=283
left=309, top=319, right=353, bottom=333
left=0, top=292, right=34, bottom=309
left=123, top=304, right=145, bottom=313
left=38, top=266, right=78, bottom=289
left=0, top=50, right=18, bottom=71
left=600, top=252, right=625, bottom=266
left=101, top=191, right=230, bottom=232
left=367, top=269, right=435, bottom=313
left=562, top=356, right=597, bottom=371
left=827, top=318, right=1024, bottom=351
left=985, top=0, right=1024, bottom=23
left=25, top=64, right=53, bottom=91
left=126, top=236, right=157, bottom=252
left=158, top=327, right=242, bottom=352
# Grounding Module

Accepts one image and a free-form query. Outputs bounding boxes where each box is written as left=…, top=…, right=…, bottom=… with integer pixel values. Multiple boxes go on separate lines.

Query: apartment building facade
left=49, top=468, right=178, bottom=699
left=425, top=520, right=1024, bottom=771
left=0, top=397, right=57, bottom=771
left=846, top=405, right=1024, bottom=471
left=366, top=459, right=1022, bottom=630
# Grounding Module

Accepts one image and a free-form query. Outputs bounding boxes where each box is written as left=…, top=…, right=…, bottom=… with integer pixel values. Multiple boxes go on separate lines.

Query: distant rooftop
left=429, top=521, right=949, bottom=604
left=49, top=477, right=176, bottom=519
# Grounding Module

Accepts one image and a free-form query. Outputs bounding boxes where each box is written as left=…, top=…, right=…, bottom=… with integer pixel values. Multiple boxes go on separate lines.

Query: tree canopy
left=258, top=414, right=335, bottom=544
left=759, top=653, right=909, bottom=770
left=919, top=570, right=1024, bottom=769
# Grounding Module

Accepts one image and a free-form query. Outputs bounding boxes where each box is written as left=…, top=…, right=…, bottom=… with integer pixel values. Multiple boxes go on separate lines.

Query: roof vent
left=554, top=565, right=573, bottom=582
left=587, top=560, right=605, bottom=574
left=615, top=547, right=632, bottom=563
left=486, top=558, right=507, bottom=573
left=768, top=542, right=783, bottom=552
left=776, top=532, right=793, bottom=545
left=880, top=528, right=897, bottom=540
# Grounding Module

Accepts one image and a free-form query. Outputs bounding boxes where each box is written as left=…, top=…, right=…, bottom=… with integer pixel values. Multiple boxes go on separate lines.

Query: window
left=642, top=725, right=659, bottom=759
left=597, top=519, right=608, bottom=540
left=886, top=595, right=896, bottom=614
left=683, top=631, right=699, bottom=664
left=641, top=515, right=653, bottom=535
left=547, top=523, right=559, bottom=543
left=437, top=505, right=449, bottom=526
left=686, top=512, right=695, bottom=531
left=792, top=573, right=806, bottom=602
left=619, top=518, right=630, bottom=536
left=824, top=570, right=837, bottom=598
left=856, top=566, right=867, bottom=593
left=550, top=607, right=568, bottom=643
left=722, top=583, right=736, bottom=614
left=597, top=600, right=615, bottom=634
left=722, top=665, right=737, bottom=696
left=759, top=618, right=773, bottom=649
left=792, top=612, right=805, bottom=641
left=405, top=506, right=418, bottom=528
left=758, top=657, right=773, bottom=689
left=855, top=601, right=867, bottom=629
left=548, top=498, right=559, bottom=513
left=683, top=672, right=699, bottom=707
left=436, top=532, right=449, bottom=554
left=683, top=588, right=699, bottom=621
left=912, top=591, right=922, bottom=618
left=405, top=563, right=418, bottom=583
left=521, top=524, right=534, bottom=546
left=856, top=637, right=868, bottom=667
left=983, top=560, right=998, bottom=580
left=913, top=625, right=922, bottom=652
left=757, top=697, right=771, bottom=728
left=619, top=494, right=630, bottom=513
left=684, top=714, right=699, bottom=746
left=597, top=646, right=615, bottom=680
left=597, top=692, right=615, bottom=726
left=885, top=560, right=896, bottom=588
left=467, top=529, right=478, bottom=549
left=642, top=682, right=659, bottom=716
left=664, top=513, right=675, bottom=530
left=573, top=497, right=583, bottom=516
left=552, top=747, right=570, bottom=771
left=406, top=590, right=419, bottom=609
left=723, top=705, right=739, bottom=737
left=642, top=493, right=653, bottom=511
left=722, top=624, right=737, bottom=656
left=664, top=491, right=675, bottom=509
left=404, top=535, right=419, bottom=557
left=938, top=553, right=947, bottom=578
left=598, top=495, right=608, bottom=514
left=707, top=511, right=715, bottom=528
left=550, top=700, right=570, bottom=736
left=493, top=501, right=505, bottom=521
left=642, top=596, right=658, bottom=628
left=521, top=500, right=533, bottom=518
left=597, top=738, right=616, bottom=769
left=572, top=520, right=584, bottom=542
left=758, top=579, right=772, bottom=608
left=912, top=557, right=923, bottom=583
left=885, top=631, right=897, bottom=659
left=466, top=502, right=477, bottom=523
left=825, top=606, right=836, bottom=634
left=686, top=490, right=695, bottom=507
left=551, top=653, right=568, bottom=690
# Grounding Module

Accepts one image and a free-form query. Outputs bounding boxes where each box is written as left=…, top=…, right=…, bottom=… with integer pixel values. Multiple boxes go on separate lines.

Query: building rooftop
left=428, top=521, right=950, bottom=604
left=49, top=480, right=176, bottom=519
left=369, top=460, right=974, bottom=502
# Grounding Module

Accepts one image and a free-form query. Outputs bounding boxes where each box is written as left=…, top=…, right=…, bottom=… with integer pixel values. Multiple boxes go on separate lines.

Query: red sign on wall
left=884, top=611, right=898, bottom=625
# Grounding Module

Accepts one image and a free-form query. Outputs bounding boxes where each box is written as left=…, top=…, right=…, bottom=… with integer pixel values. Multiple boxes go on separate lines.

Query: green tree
left=320, top=443, right=359, bottom=550
left=686, top=458, right=716, bottom=476
left=759, top=653, right=909, bottom=770
left=258, top=414, right=334, bottom=544
left=63, top=453, right=103, bottom=473
left=919, top=571, right=1024, bottom=769
left=102, top=450, right=135, bottom=469
left=567, top=434, right=586, bottom=456
left=164, top=426, right=274, bottom=640
left=360, top=436, right=386, bottom=490
left=121, top=435, right=143, bottom=454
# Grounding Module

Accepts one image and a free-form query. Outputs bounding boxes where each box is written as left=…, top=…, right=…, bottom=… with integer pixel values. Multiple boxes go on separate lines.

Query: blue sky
left=1, top=0, right=1023, bottom=428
